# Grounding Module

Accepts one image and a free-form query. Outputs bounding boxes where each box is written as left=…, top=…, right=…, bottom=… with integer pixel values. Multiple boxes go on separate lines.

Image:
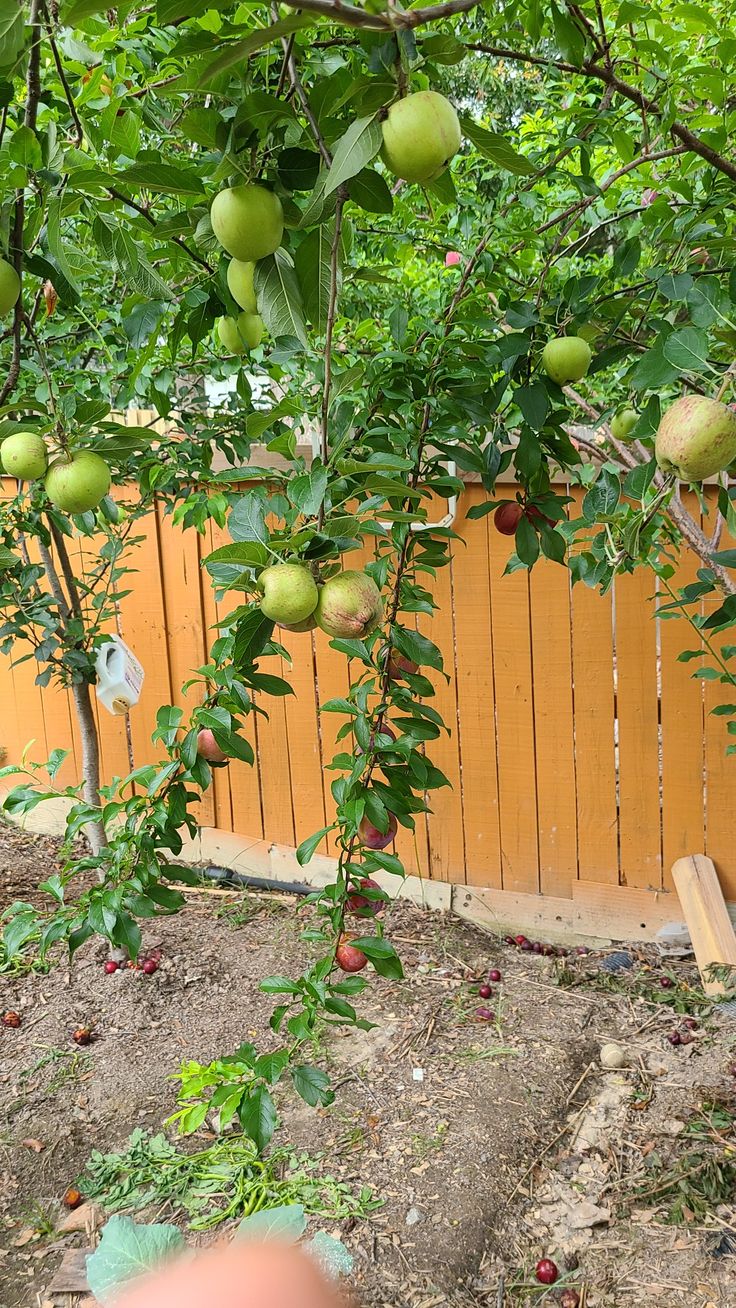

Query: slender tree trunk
left=69, top=678, right=107, bottom=855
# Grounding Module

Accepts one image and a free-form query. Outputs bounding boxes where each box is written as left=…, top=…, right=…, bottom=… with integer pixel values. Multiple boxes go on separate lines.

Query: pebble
left=600, top=1042, right=629, bottom=1069
left=405, top=1207, right=425, bottom=1226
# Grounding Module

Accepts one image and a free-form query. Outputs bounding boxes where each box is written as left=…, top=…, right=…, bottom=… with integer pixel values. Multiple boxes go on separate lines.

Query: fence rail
left=2, top=469, right=734, bottom=922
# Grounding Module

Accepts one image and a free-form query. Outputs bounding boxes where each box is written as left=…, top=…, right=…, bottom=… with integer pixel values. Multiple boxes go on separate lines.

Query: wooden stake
left=671, top=854, right=736, bottom=995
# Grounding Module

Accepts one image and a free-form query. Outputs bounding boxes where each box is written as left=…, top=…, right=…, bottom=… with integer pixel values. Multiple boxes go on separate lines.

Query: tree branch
left=276, top=0, right=482, bottom=31
left=470, top=45, right=736, bottom=183
left=106, top=187, right=213, bottom=272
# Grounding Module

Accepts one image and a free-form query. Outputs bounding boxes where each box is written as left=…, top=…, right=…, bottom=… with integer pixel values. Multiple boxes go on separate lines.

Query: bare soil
left=1, top=821, right=735, bottom=1307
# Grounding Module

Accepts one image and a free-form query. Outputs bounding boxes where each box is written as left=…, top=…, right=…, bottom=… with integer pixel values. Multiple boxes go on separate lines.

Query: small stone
left=600, top=1042, right=628, bottom=1069
left=405, top=1207, right=425, bottom=1226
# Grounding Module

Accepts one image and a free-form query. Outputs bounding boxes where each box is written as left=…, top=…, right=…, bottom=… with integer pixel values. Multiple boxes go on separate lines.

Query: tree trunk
left=70, top=677, right=107, bottom=856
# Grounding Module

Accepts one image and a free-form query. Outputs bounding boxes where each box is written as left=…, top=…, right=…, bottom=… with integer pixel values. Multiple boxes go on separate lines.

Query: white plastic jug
left=94, top=635, right=144, bottom=715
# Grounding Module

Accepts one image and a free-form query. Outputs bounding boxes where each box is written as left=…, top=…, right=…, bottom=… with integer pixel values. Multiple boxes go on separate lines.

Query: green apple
left=45, top=452, right=111, bottom=513
left=381, top=91, right=461, bottom=184
left=0, top=431, right=47, bottom=480
left=217, top=312, right=263, bottom=355
left=610, top=408, right=638, bottom=441
left=542, top=336, right=592, bottom=385
left=655, top=395, right=736, bottom=481
left=0, top=257, right=20, bottom=318
left=226, top=259, right=257, bottom=313
left=210, top=185, right=283, bottom=262
left=316, top=570, right=383, bottom=638
left=258, top=563, right=319, bottom=625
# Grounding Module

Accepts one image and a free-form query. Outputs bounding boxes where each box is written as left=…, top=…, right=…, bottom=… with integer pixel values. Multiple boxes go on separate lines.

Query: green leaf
left=197, top=16, right=310, bottom=85
left=291, top=1063, right=333, bottom=1107
left=551, top=2, right=586, bottom=63
left=296, top=826, right=333, bottom=865
left=351, top=936, right=404, bottom=979
left=9, top=124, right=41, bottom=170
left=117, top=162, right=204, bottom=195
left=582, top=468, right=620, bottom=521
left=662, top=327, right=712, bottom=374
left=459, top=117, right=533, bottom=175
left=238, top=1084, right=277, bottom=1152
left=254, top=250, right=309, bottom=349
left=322, top=115, right=382, bottom=199
left=236, top=1203, right=306, bottom=1242
left=260, top=975, right=301, bottom=994
left=294, top=224, right=339, bottom=334
left=348, top=168, right=393, bottom=214
left=515, top=514, right=539, bottom=566
left=229, top=493, right=268, bottom=545
left=711, top=550, right=736, bottom=568
left=86, top=1216, right=185, bottom=1305
left=393, top=626, right=443, bottom=672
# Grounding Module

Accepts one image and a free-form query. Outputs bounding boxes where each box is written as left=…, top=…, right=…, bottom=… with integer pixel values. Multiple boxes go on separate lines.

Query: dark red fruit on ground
left=683, top=1017, right=698, bottom=1029
left=542, top=943, right=556, bottom=956
left=667, top=1031, right=681, bottom=1046
left=142, top=959, right=158, bottom=975
left=660, top=977, right=674, bottom=988
left=574, top=944, right=590, bottom=955
left=532, top=942, right=543, bottom=954
left=478, top=983, right=492, bottom=999
left=336, top=937, right=368, bottom=973
left=2, top=1011, right=21, bottom=1028
left=514, top=934, right=527, bottom=946
left=475, top=1006, right=495, bottom=1021
left=560, top=1291, right=581, bottom=1308
left=63, top=1187, right=83, bottom=1210
left=104, top=960, right=118, bottom=974
left=520, top=940, right=533, bottom=951
left=535, top=1258, right=559, bottom=1285
left=72, top=1026, right=93, bottom=1046
left=488, top=969, right=502, bottom=983
left=347, top=877, right=381, bottom=915
left=494, top=501, right=524, bottom=535
left=358, top=811, right=398, bottom=850
left=503, top=935, right=516, bottom=946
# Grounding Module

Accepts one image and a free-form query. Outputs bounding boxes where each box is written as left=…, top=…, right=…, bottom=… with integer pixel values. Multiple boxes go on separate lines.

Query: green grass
left=21, top=1045, right=93, bottom=1093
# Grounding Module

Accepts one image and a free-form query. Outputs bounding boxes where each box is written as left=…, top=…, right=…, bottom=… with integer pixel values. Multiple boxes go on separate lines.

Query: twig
left=319, top=194, right=345, bottom=488
left=106, top=187, right=213, bottom=272
left=42, top=1, right=83, bottom=144
left=276, top=0, right=483, bottom=32
left=507, top=1099, right=590, bottom=1202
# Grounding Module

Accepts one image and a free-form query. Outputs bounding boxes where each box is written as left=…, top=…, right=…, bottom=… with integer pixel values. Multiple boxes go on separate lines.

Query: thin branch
left=276, top=21, right=332, bottom=166
left=470, top=45, right=736, bottom=183
left=318, top=194, right=345, bottom=526
left=106, top=187, right=214, bottom=272
left=42, top=1, right=83, bottom=145
left=276, top=0, right=482, bottom=31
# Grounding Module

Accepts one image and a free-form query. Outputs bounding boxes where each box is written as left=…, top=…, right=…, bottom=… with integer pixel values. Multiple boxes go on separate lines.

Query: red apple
left=494, top=501, right=523, bottom=535
left=196, top=728, right=229, bottom=764
left=358, top=811, right=398, bottom=850
left=535, top=1258, right=558, bottom=1285
left=445, top=250, right=461, bottom=267
left=380, top=645, right=418, bottom=680
left=336, top=936, right=368, bottom=972
left=347, top=877, right=381, bottom=915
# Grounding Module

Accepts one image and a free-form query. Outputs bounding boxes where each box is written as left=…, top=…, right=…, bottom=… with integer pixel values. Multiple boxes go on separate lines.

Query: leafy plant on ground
left=629, top=1099, right=736, bottom=1224
left=21, top=1044, right=93, bottom=1094
left=78, top=1128, right=380, bottom=1231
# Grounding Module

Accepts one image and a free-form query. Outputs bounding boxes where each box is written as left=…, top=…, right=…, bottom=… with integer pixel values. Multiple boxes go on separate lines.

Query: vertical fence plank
left=487, top=497, right=539, bottom=894
left=615, top=569, right=662, bottom=889
left=157, top=503, right=215, bottom=830
left=529, top=527, right=577, bottom=900
left=452, top=491, right=502, bottom=888
left=569, top=489, right=619, bottom=884
left=116, top=507, right=173, bottom=769
left=703, top=492, right=736, bottom=901
left=278, top=627, right=328, bottom=852
left=418, top=537, right=465, bottom=884
left=660, top=491, right=705, bottom=886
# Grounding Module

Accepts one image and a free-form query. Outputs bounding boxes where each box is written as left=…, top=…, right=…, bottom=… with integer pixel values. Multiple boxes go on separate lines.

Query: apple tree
left=1, top=0, right=736, bottom=1144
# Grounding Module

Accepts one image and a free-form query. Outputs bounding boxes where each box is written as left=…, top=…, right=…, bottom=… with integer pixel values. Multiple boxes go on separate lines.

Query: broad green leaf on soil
left=235, top=1203, right=306, bottom=1242
left=86, top=1215, right=186, bottom=1304
left=254, top=250, right=308, bottom=349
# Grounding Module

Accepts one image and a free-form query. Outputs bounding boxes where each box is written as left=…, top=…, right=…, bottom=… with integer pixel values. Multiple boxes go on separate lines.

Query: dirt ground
left=1, top=821, right=736, bottom=1308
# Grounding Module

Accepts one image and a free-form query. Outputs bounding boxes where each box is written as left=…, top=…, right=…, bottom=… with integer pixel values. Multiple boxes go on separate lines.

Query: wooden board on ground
left=672, top=854, right=736, bottom=995
left=47, top=1247, right=90, bottom=1294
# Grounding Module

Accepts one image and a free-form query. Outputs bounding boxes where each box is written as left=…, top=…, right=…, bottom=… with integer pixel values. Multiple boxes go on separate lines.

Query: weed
left=554, top=958, right=713, bottom=1016
left=78, top=1128, right=382, bottom=1231
left=411, top=1120, right=448, bottom=1159
left=214, top=893, right=287, bottom=930
left=21, top=1045, right=92, bottom=1094
left=19, top=1201, right=56, bottom=1237
left=628, top=1098, right=736, bottom=1223
left=448, top=1043, right=517, bottom=1064
left=0, top=901, right=49, bottom=976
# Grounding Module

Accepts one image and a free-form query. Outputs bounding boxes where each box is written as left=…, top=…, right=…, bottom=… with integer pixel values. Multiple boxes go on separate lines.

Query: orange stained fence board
left=116, top=506, right=173, bottom=770
left=569, top=491, right=619, bottom=885
left=417, top=538, right=465, bottom=884
left=702, top=495, right=736, bottom=901
left=614, top=567, right=662, bottom=890
left=452, top=492, right=502, bottom=889
left=487, top=505, right=539, bottom=895
left=659, top=492, right=706, bottom=887
left=529, top=522, right=577, bottom=900
left=278, top=626, right=328, bottom=852
left=156, top=504, right=215, bottom=830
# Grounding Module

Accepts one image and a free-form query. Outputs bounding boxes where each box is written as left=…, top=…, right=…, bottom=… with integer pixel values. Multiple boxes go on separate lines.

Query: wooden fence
left=2, top=470, right=735, bottom=933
